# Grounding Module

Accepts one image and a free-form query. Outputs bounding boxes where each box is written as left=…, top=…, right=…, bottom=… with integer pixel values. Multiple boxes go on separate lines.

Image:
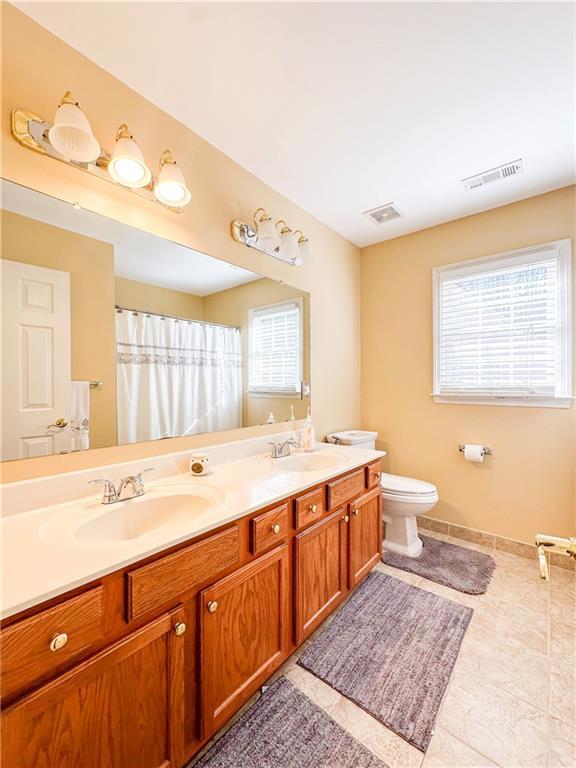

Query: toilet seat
left=380, top=473, right=437, bottom=496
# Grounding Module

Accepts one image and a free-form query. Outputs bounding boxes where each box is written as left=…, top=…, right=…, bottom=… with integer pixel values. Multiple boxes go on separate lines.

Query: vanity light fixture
left=154, top=150, right=191, bottom=207
left=11, top=94, right=191, bottom=212
left=230, top=209, right=313, bottom=268
left=47, top=91, right=100, bottom=163
left=108, top=124, right=151, bottom=189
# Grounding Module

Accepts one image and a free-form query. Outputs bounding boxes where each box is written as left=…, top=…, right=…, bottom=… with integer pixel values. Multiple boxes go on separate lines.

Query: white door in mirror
left=190, top=456, right=210, bottom=476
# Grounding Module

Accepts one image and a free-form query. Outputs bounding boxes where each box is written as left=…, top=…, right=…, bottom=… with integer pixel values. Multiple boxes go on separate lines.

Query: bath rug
left=298, top=571, right=473, bottom=752
left=383, top=534, right=495, bottom=594
left=194, top=676, right=388, bottom=768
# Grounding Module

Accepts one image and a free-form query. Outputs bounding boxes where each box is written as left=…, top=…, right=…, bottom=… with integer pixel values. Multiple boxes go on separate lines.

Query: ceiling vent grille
left=363, top=203, right=402, bottom=225
left=461, top=159, right=523, bottom=191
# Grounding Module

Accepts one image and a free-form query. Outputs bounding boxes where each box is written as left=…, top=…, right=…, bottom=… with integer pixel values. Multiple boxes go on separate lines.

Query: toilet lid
left=380, top=472, right=437, bottom=495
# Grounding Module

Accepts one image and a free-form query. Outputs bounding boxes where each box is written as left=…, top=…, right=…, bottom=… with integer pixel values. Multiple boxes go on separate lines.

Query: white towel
left=71, top=381, right=90, bottom=451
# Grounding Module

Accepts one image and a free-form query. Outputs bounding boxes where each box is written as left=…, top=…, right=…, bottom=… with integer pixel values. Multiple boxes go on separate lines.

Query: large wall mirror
left=1, top=180, right=310, bottom=461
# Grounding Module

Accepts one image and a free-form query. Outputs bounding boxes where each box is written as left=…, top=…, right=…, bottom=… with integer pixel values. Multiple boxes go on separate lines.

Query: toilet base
left=383, top=513, right=423, bottom=558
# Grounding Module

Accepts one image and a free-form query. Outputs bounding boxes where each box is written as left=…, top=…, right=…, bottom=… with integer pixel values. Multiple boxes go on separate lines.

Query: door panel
left=2, top=260, right=71, bottom=460
left=350, top=487, right=382, bottom=587
left=1, top=608, right=185, bottom=768
left=200, top=545, right=289, bottom=736
left=294, top=507, right=348, bottom=644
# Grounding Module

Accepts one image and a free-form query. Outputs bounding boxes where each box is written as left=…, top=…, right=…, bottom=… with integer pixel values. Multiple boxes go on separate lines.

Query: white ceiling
left=16, top=2, right=576, bottom=247
left=1, top=180, right=260, bottom=295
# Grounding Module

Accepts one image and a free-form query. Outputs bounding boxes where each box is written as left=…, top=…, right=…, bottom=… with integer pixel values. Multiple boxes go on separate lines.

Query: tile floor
left=191, top=531, right=575, bottom=768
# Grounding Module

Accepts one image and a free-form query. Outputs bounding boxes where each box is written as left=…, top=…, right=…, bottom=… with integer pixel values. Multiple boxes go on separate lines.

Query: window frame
left=432, top=239, right=573, bottom=408
left=247, top=297, right=304, bottom=399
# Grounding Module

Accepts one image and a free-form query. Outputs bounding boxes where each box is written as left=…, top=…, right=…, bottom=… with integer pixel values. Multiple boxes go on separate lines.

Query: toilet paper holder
left=458, top=445, right=493, bottom=456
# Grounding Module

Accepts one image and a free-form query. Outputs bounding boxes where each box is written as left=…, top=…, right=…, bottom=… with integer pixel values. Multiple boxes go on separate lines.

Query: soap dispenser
left=301, top=407, right=316, bottom=452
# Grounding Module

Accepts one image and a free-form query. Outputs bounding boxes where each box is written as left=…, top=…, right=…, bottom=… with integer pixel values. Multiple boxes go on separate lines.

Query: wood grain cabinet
left=199, top=545, right=290, bottom=735
left=349, top=486, right=382, bottom=587
left=1, top=607, right=187, bottom=768
left=294, top=507, right=348, bottom=644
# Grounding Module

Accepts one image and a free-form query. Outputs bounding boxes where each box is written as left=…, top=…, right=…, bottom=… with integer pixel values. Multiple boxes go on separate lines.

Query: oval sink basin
left=275, top=453, right=344, bottom=473
left=74, top=488, right=222, bottom=544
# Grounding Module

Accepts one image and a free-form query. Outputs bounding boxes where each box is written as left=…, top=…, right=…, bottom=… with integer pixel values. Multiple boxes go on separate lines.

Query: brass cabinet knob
left=207, top=601, right=218, bottom=614
left=310, top=504, right=317, bottom=514
left=353, top=508, right=360, bottom=517
left=272, top=523, right=281, bottom=535
left=375, top=472, right=382, bottom=480
left=343, top=515, right=350, bottom=523
left=174, top=622, right=187, bottom=636
left=49, top=632, right=68, bottom=652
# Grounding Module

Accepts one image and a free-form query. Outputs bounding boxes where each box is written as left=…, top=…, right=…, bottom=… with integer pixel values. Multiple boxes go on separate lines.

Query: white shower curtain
left=116, top=311, right=242, bottom=444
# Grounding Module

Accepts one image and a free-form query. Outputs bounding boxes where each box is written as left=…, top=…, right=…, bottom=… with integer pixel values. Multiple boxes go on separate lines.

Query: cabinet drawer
left=251, top=504, right=289, bottom=555
left=1, top=586, right=104, bottom=701
left=127, top=526, right=240, bottom=621
left=327, top=469, right=365, bottom=510
left=366, top=461, right=382, bottom=489
left=294, top=487, right=325, bottom=530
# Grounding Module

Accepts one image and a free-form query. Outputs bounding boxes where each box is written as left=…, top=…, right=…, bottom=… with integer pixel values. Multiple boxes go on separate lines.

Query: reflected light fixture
left=47, top=91, right=100, bottom=163
left=154, top=150, right=191, bottom=207
left=108, top=124, right=152, bottom=188
left=230, top=209, right=313, bottom=267
left=253, top=208, right=281, bottom=252
left=276, top=220, right=300, bottom=261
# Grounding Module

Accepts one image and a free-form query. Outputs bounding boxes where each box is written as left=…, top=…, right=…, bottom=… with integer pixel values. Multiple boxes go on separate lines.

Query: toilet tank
left=326, top=430, right=378, bottom=450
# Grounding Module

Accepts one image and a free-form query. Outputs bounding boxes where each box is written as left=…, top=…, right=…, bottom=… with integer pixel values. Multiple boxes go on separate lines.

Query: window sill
left=432, top=394, right=574, bottom=409
left=248, top=391, right=302, bottom=399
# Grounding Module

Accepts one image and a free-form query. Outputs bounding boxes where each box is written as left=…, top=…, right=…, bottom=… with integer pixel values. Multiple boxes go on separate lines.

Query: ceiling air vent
left=461, top=159, right=523, bottom=191
left=363, top=203, right=402, bottom=225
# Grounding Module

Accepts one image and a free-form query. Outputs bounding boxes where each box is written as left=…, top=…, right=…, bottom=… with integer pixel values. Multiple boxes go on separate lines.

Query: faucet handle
left=89, top=478, right=118, bottom=503
left=135, top=467, right=155, bottom=482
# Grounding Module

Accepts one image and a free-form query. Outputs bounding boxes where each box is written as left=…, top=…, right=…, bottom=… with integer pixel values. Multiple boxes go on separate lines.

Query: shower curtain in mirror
left=116, top=311, right=242, bottom=444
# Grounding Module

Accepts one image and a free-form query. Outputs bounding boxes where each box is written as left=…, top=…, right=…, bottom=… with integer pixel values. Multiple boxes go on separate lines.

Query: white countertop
left=1, top=441, right=384, bottom=619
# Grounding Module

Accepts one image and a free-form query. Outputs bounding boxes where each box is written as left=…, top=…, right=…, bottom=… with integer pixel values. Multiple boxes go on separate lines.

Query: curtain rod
left=115, top=305, right=240, bottom=331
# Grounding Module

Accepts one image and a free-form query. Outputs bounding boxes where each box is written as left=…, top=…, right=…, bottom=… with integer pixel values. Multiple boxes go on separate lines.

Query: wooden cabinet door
left=350, top=486, right=382, bottom=587
left=1, top=607, right=186, bottom=768
left=200, top=545, right=290, bottom=736
left=294, top=507, right=348, bottom=645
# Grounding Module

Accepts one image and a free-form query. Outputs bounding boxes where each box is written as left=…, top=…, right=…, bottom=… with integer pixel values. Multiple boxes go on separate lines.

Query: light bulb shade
left=257, top=217, right=281, bottom=252
left=278, top=230, right=300, bottom=260
left=108, top=134, right=151, bottom=189
left=154, top=159, right=191, bottom=207
left=298, top=238, right=314, bottom=263
left=48, top=101, right=100, bottom=163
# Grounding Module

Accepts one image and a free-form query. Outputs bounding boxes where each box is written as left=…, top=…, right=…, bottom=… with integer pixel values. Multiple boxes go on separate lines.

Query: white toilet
left=326, top=430, right=439, bottom=559
left=380, top=473, right=439, bottom=557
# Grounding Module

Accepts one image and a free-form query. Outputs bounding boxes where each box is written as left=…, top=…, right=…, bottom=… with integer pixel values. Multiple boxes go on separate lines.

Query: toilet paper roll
left=463, top=444, right=484, bottom=463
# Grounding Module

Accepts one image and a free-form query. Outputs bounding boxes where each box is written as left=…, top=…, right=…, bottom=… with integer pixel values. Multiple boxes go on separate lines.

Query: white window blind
left=433, top=241, right=572, bottom=406
left=248, top=299, right=302, bottom=396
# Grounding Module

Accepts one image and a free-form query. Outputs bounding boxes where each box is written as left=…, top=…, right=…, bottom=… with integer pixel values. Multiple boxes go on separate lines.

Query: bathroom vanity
left=0, top=443, right=383, bottom=768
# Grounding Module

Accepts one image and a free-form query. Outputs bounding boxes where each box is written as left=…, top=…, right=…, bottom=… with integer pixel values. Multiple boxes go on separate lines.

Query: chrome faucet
left=89, top=468, right=154, bottom=504
left=269, top=438, right=301, bottom=459
left=534, top=533, right=576, bottom=580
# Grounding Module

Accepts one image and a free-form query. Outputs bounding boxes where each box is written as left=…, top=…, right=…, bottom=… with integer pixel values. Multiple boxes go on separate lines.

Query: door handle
left=47, top=418, right=68, bottom=429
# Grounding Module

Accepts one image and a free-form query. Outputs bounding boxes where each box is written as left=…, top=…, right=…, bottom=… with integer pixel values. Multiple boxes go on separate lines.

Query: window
left=248, top=299, right=303, bottom=397
left=433, top=240, right=572, bottom=407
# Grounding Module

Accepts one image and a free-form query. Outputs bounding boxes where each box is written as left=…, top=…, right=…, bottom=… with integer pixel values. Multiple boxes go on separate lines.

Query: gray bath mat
left=383, top=534, right=495, bottom=594
left=194, top=676, right=388, bottom=768
left=298, top=571, right=472, bottom=752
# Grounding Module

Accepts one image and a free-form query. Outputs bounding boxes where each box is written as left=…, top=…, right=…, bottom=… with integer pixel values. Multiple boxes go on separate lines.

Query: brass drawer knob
left=344, top=515, right=350, bottom=523
left=174, top=622, right=187, bottom=636
left=207, top=601, right=218, bottom=614
left=49, top=632, right=68, bottom=652
left=309, top=504, right=317, bottom=514
left=353, top=508, right=360, bottom=517
left=375, top=472, right=382, bottom=480
left=272, top=523, right=281, bottom=535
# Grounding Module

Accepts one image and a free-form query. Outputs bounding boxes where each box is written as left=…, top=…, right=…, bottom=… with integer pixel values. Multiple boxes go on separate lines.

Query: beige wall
left=1, top=5, right=361, bottom=482
left=361, top=186, right=576, bottom=544
left=115, top=278, right=204, bottom=320
left=2, top=210, right=117, bottom=449
left=204, top=279, right=310, bottom=426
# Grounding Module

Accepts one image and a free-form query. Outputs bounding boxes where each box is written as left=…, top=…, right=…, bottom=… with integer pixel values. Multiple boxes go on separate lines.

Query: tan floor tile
left=285, top=665, right=341, bottom=713
left=457, top=633, right=548, bottom=710
left=330, top=696, right=423, bottom=768
left=422, top=726, right=497, bottom=767
left=468, top=598, right=548, bottom=655
left=441, top=670, right=548, bottom=767
left=491, top=549, right=542, bottom=579
left=549, top=661, right=576, bottom=725
left=548, top=717, right=576, bottom=768
left=376, top=561, right=424, bottom=587
left=550, top=566, right=576, bottom=596
left=550, top=591, right=576, bottom=628
left=485, top=569, right=549, bottom=613
left=415, top=576, right=487, bottom=610
left=549, top=620, right=576, bottom=663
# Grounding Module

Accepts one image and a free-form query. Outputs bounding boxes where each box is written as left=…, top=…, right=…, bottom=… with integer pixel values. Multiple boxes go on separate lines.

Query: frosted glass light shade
left=257, top=217, right=281, bottom=252
left=108, top=127, right=151, bottom=188
left=278, top=230, right=300, bottom=261
left=48, top=94, right=100, bottom=163
left=298, top=238, right=314, bottom=263
left=154, top=155, right=191, bottom=207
